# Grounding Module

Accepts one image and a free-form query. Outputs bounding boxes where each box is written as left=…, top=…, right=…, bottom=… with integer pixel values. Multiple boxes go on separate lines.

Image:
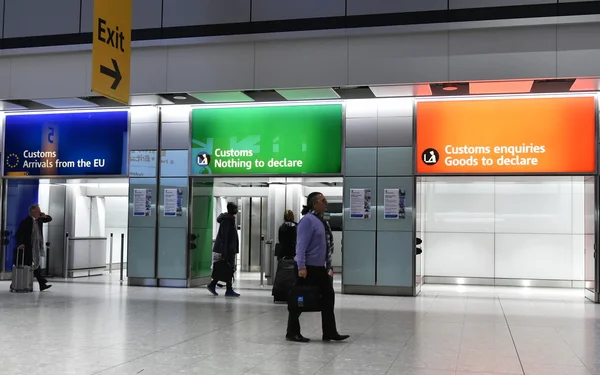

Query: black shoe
left=322, top=334, right=349, bottom=342
left=286, top=334, right=310, bottom=343
left=40, top=284, right=52, bottom=292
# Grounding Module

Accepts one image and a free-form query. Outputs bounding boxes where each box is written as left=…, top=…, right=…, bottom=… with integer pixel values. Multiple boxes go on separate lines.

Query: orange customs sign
left=416, top=96, right=596, bottom=174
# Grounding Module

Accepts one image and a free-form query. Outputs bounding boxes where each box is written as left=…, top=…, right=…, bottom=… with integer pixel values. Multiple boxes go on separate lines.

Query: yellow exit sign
left=92, top=0, right=132, bottom=105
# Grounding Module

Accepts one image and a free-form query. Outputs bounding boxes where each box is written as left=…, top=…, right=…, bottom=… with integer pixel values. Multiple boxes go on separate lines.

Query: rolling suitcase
left=10, top=248, right=33, bottom=293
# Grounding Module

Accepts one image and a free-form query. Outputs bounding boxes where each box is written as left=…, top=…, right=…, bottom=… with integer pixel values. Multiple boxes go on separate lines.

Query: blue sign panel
left=4, top=111, right=128, bottom=176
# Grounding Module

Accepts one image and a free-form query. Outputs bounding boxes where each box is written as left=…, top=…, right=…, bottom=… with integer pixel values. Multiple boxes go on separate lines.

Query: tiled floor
left=1, top=279, right=599, bottom=375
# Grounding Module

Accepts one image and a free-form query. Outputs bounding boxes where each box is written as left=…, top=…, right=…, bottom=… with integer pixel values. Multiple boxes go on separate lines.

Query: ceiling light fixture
left=173, top=96, right=187, bottom=100
left=442, top=83, right=459, bottom=91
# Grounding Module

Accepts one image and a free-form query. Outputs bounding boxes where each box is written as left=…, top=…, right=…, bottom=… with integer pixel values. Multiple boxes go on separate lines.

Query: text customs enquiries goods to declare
left=416, top=96, right=596, bottom=175
left=190, top=104, right=343, bottom=175
left=3, top=111, right=128, bottom=177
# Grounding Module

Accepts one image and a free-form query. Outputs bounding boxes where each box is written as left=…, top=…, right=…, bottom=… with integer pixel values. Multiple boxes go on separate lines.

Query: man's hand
left=298, top=269, right=307, bottom=279
left=40, top=212, right=46, bottom=218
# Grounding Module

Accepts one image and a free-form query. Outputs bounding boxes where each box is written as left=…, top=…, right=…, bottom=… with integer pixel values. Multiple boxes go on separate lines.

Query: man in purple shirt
left=286, top=192, right=349, bottom=343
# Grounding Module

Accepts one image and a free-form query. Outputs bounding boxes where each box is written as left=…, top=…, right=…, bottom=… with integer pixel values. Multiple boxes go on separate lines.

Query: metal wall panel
left=4, top=0, right=79, bottom=38
left=345, top=118, right=378, bottom=148
left=348, top=33, right=449, bottom=86
left=47, top=184, right=66, bottom=277
left=254, top=38, right=349, bottom=89
left=130, top=107, right=159, bottom=150
left=345, top=148, right=377, bottom=177
left=161, top=122, right=189, bottom=150
left=449, top=26, right=558, bottom=81
left=166, top=44, right=255, bottom=92
left=10, top=52, right=88, bottom=99
left=343, top=230, right=376, bottom=285
left=378, top=147, right=413, bottom=177
left=557, top=23, right=600, bottom=78
left=450, top=0, right=554, bottom=8
left=80, top=0, right=163, bottom=32
left=162, top=0, right=251, bottom=27
left=251, top=0, right=345, bottom=21
left=131, top=49, right=169, bottom=94
left=377, top=118, right=413, bottom=148
left=377, top=231, right=414, bottom=287
left=347, top=0, right=447, bottom=16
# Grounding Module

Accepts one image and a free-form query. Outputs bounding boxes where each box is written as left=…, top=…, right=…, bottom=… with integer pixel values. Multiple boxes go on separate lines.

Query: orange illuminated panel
left=469, top=80, right=533, bottom=95
left=416, top=97, right=596, bottom=174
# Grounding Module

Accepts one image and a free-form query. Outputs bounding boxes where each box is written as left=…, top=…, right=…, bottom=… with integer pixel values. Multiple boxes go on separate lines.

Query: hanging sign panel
left=190, top=104, right=343, bottom=175
left=416, top=97, right=596, bottom=174
left=3, top=111, right=128, bottom=177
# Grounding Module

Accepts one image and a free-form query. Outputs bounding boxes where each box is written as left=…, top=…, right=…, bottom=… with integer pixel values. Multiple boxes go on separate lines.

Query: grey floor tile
left=2, top=281, right=600, bottom=375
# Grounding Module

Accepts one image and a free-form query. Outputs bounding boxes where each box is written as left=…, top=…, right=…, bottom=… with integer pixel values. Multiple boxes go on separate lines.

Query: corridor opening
left=414, top=95, right=599, bottom=302
left=189, top=177, right=343, bottom=288
left=415, top=176, right=596, bottom=300
left=1, top=178, right=129, bottom=282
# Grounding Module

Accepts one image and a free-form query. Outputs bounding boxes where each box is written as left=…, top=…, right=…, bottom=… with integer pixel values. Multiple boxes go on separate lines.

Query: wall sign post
left=92, top=0, right=132, bottom=105
left=3, top=111, right=129, bottom=177
left=416, top=97, right=596, bottom=175
left=190, top=104, right=343, bottom=175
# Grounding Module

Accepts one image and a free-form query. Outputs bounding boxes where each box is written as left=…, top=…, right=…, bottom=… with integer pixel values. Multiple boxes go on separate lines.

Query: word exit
left=97, top=18, right=126, bottom=52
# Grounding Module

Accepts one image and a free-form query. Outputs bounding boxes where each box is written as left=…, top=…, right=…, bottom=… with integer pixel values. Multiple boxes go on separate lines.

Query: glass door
left=584, top=176, right=598, bottom=302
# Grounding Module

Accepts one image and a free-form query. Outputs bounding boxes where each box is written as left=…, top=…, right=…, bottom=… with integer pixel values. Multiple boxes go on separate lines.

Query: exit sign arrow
left=100, top=58, right=122, bottom=90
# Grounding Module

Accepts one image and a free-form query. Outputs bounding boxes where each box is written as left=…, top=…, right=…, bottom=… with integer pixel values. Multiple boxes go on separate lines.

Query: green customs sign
left=190, top=104, right=343, bottom=175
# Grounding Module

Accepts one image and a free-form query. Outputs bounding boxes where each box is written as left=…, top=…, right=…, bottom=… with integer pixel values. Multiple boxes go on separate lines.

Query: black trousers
left=209, top=279, right=232, bottom=290
left=287, top=265, right=337, bottom=337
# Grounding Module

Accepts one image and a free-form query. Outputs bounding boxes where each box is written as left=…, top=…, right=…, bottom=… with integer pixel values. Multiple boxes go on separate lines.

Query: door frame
left=585, top=175, right=599, bottom=303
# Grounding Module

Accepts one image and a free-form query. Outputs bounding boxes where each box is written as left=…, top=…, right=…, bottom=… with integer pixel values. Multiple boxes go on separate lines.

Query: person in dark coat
left=277, top=210, right=297, bottom=260
left=14, top=203, right=52, bottom=291
left=207, top=202, right=240, bottom=297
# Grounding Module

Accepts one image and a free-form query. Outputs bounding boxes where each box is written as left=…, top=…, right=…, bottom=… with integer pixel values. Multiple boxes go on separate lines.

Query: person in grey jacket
left=207, top=202, right=240, bottom=297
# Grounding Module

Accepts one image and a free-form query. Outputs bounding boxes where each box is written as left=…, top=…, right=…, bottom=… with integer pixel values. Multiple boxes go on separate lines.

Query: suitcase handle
left=14, top=247, right=25, bottom=267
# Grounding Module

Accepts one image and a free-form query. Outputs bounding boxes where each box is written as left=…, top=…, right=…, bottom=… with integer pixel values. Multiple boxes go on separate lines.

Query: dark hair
left=301, top=192, right=323, bottom=215
left=227, top=202, right=238, bottom=214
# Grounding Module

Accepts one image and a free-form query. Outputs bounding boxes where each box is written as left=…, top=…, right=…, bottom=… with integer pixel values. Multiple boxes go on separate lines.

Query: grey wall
left=4, top=1, right=593, bottom=40
left=343, top=98, right=416, bottom=296
left=2, top=20, right=600, bottom=100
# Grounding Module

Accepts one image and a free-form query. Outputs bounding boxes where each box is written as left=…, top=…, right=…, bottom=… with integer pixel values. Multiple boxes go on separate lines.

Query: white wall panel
left=572, top=235, right=585, bottom=281
left=347, top=0, right=447, bottom=15
left=251, top=0, right=345, bottom=21
left=254, top=38, right=348, bottom=89
left=162, top=0, right=251, bottom=27
left=166, top=44, right=255, bottom=92
left=424, top=232, right=495, bottom=278
left=131, top=48, right=168, bottom=94
left=494, top=178, right=572, bottom=235
left=557, top=23, right=600, bottom=78
left=4, top=0, right=78, bottom=38
left=449, top=26, right=558, bottom=81
left=348, top=33, right=449, bottom=86
left=10, top=52, right=88, bottom=99
left=495, top=234, right=573, bottom=280
left=423, top=179, right=495, bottom=234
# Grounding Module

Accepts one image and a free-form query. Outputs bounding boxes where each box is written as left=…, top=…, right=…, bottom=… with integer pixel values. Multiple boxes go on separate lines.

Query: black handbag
left=211, top=260, right=233, bottom=282
left=287, top=279, right=322, bottom=313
